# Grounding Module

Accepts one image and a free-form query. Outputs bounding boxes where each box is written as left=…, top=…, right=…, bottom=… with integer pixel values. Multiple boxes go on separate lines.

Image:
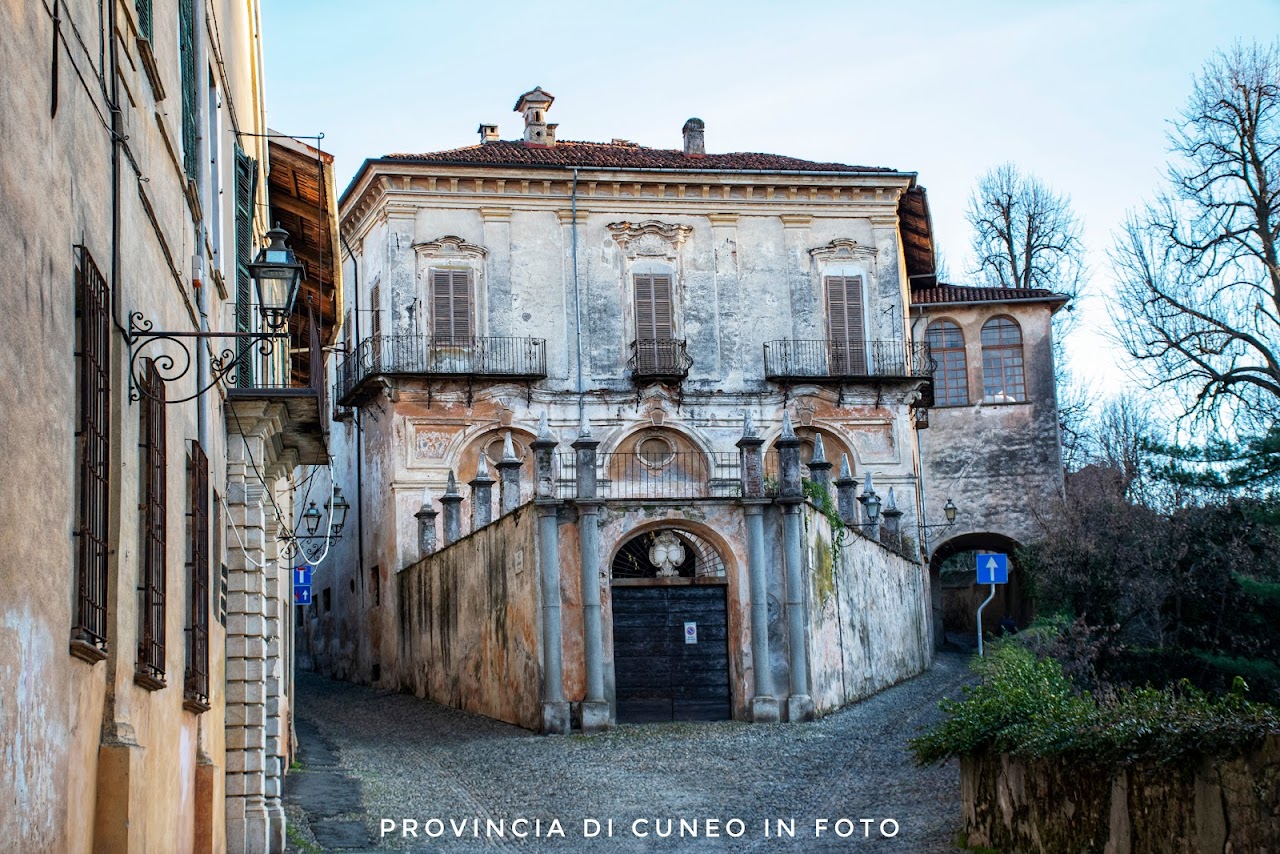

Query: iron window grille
left=184, top=441, right=210, bottom=712
left=72, top=246, right=111, bottom=662
left=136, top=360, right=167, bottom=689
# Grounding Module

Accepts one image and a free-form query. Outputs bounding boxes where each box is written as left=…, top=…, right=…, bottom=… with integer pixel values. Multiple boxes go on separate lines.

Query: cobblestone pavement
left=285, top=653, right=974, bottom=853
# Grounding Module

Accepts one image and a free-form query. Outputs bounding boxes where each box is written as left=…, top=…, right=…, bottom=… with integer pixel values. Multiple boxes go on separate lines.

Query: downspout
left=340, top=232, right=365, bottom=601
left=571, top=168, right=583, bottom=423
left=107, top=0, right=125, bottom=336
left=194, top=0, right=209, bottom=453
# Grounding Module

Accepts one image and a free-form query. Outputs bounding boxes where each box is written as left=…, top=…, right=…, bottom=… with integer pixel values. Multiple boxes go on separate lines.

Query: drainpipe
left=194, top=0, right=209, bottom=453
left=340, top=232, right=365, bottom=607
left=570, top=168, right=583, bottom=424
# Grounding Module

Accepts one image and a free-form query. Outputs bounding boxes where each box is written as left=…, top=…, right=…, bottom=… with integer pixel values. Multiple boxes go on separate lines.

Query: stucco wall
left=396, top=505, right=544, bottom=730
left=804, top=507, right=931, bottom=714
left=959, top=739, right=1280, bottom=853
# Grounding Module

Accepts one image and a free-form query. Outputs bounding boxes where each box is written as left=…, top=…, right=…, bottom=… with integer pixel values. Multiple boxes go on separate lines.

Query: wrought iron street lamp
left=325, top=487, right=350, bottom=535
left=127, top=225, right=305, bottom=403
left=302, top=501, right=322, bottom=536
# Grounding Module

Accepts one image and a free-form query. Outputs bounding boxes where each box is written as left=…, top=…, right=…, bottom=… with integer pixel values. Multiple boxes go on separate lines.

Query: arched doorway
left=929, top=532, right=1030, bottom=647
left=610, top=528, right=730, bottom=723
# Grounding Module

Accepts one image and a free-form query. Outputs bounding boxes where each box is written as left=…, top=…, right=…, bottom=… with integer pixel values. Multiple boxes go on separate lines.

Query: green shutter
left=136, top=0, right=153, bottom=42
left=234, top=146, right=257, bottom=385
left=179, top=0, right=198, bottom=179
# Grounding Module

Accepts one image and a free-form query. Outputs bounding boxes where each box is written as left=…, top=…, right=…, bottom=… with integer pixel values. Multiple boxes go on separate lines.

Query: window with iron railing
left=184, top=441, right=210, bottom=712
left=136, top=360, right=167, bottom=690
left=72, top=247, right=111, bottom=663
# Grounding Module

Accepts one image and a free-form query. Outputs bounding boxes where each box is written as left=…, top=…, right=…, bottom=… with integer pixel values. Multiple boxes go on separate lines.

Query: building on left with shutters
left=0, top=1, right=339, bottom=851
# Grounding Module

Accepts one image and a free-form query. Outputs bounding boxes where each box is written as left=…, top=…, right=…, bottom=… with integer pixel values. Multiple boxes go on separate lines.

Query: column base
left=579, top=700, right=612, bottom=734
left=750, top=696, right=781, bottom=723
left=786, top=694, right=815, bottom=723
left=542, top=701, right=571, bottom=735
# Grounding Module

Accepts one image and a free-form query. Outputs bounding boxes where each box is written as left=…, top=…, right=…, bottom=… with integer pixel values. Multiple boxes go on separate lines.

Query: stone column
left=573, top=420, right=609, bottom=733
left=881, top=487, right=903, bottom=549
left=808, top=433, right=832, bottom=498
left=496, top=431, right=522, bottom=516
left=441, top=471, right=463, bottom=546
left=777, top=411, right=813, bottom=723
left=224, top=436, right=270, bottom=854
left=260, top=477, right=286, bottom=854
left=737, top=413, right=778, bottom=722
left=835, top=455, right=858, bottom=526
left=532, top=414, right=570, bottom=733
left=469, top=456, right=495, bottom=530
left=414, top=485, right=437, bottom=559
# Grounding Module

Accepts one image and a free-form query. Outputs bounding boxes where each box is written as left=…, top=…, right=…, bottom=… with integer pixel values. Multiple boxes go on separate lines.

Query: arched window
left=925, top=320, right=968, bottom=406
left=981, top=317, right=1026, bottom=402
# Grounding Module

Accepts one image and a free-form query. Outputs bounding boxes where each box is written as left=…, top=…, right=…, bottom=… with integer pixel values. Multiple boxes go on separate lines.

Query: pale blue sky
left=261, top=0, right=1280, bottom=395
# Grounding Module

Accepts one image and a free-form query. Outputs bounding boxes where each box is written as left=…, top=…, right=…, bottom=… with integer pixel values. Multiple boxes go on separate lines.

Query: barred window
left=981, top=316, right=1026, bottom=403
left=925, top=320, right=969, bottom=406
left=136, top=360, right=167, bottom=689
left=71, top=247, right=111, bottom=663
left=184, top=441, right=210, bottom=712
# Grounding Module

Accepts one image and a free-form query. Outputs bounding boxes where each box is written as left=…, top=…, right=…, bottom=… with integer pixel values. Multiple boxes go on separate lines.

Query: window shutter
left=825, top=276, right=865, bottom=372
left=370, top=284, right=382, bottom=340
left=233, top=146, right=256, bottom=385
left=136, top=0, right=153, bottom=42
left=179, top=0, right=198, bottom=180
left=431, top=270, right=472, bottom=343
left=634, top=274, right=674, bottom=341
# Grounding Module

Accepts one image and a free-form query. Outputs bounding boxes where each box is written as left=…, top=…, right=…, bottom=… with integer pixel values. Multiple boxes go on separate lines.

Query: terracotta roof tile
left=383, top=140, right=896, bottom=173
left=911, top=284, right=1066, bottom=305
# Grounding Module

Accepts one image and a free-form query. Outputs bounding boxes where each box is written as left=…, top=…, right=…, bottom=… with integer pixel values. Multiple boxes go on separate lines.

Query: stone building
left=912, top=285, right=1069, bottom=640
left=305, top=88, right=945, bottom=731
left=0, top=1, right=337, bottom=851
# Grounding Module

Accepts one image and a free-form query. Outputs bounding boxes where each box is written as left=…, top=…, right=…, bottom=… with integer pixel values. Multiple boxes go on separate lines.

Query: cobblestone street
left=284, top=653, right=972, bottom=852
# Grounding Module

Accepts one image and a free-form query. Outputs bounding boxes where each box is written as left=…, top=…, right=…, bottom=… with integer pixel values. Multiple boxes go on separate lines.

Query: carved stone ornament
left=413, top=235, right=488, bottom=261
left=649, top=531, right=687, bottom=577
left=808, top=237, right=878, bottom=263
left=607, top=220, right=693, bottom=260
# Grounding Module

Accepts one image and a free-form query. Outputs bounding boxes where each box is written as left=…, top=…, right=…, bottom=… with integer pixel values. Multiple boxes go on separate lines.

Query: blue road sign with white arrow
left=976, top=553, right=1009, bottom=584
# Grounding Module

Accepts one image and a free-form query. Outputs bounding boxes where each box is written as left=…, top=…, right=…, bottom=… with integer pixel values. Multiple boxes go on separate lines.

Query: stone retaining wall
left=959, top=737, right=1280, bottom=853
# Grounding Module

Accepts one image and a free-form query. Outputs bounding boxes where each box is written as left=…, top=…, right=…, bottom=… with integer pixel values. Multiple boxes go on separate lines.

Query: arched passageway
left=929, top=532, right=1031, bottom=647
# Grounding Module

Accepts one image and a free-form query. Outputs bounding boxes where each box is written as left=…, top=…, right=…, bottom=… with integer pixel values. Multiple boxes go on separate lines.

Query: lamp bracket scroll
left=126, top=313, right=286, bottom=405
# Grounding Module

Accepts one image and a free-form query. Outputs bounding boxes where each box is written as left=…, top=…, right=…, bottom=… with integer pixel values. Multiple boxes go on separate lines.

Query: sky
left=260, top=0, right=1280, bottom=399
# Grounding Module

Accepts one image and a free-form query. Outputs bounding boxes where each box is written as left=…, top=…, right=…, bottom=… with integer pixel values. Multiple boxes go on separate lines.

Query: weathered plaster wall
left=396, top=505, right=544, bottom=730
left=804, top=507, right=930, bottom=714
left=959, top=739, right=1280, bottom=853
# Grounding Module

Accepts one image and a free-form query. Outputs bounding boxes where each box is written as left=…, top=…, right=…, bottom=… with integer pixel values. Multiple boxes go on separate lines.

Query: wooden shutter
left=179, top=0, right=198, bottom=179
left=634, top=274, right=674, bottom=342
left=233, top=147, right=256, bottom=386
left=136, top=0, right=153, bottom=42
left=825, top=276, right=865, bottom=373
left=431, top=270, right=472, bottom=343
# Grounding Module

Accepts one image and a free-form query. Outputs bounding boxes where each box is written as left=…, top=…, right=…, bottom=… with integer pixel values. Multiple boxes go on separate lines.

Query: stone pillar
left=737, top=414, right=778, bottom=721
left=808, top=433, right=832, bottom=498
left=835, top=455, right=858, bottom=526
left=469, top=456, right=495, bottom=530
left=573, top=419, right=609, bottom=732
left=737, top=412, right=765, bottom=499
left=496, top=431, right=522, bottom=516
left=260, top=481, right=286, bottom=854
left=881, top=487, right=903, bottom=549
left=532, top=414, right=570, bottom=734
left=225, top=437, right=271, bottom=854
left=414, top=485, right=437, bottom=559
left=776, top=411, right=813, bottom=722
left=441, top=471, right=463, bottom=546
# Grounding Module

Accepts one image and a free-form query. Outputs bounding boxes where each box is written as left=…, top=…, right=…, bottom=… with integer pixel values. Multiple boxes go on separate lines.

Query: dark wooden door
left=612, top=585, right=730, bottom=723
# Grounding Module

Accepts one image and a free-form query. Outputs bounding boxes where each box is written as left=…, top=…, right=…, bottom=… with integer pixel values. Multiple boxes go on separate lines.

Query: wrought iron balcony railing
left=554, top=451, right=742, bottom=500
left=763, top=339, right=933, bottom=381
left=337, top=334, right=547, bottom=405
left=629, top=339, right=693, bottom=382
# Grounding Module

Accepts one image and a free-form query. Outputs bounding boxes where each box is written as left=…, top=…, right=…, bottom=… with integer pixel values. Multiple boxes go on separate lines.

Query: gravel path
left=285, top=653, right=974, bottom=853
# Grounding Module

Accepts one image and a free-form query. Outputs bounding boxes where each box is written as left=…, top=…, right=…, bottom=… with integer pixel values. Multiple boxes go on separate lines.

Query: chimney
left=514, top=86, right=555, bottom=148
left=478, top=124, right=499, bottom=143
left=682, top=118, right=705, bottom=158
left=545, top=123, right=557, bottom=145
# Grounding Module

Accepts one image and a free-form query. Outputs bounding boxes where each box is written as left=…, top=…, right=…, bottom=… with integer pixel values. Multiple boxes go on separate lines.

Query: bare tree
left=966, top=163, right=1086, bottom=301
left=1112, top=41, right=1280, bottom=433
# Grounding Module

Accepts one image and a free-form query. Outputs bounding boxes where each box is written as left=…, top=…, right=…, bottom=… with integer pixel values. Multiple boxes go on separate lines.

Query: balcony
left=629, top=339, right=693, bottom=383
left=337, top=335, right=547, bottom=406
left=763, top=339, right=933, bottom=382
